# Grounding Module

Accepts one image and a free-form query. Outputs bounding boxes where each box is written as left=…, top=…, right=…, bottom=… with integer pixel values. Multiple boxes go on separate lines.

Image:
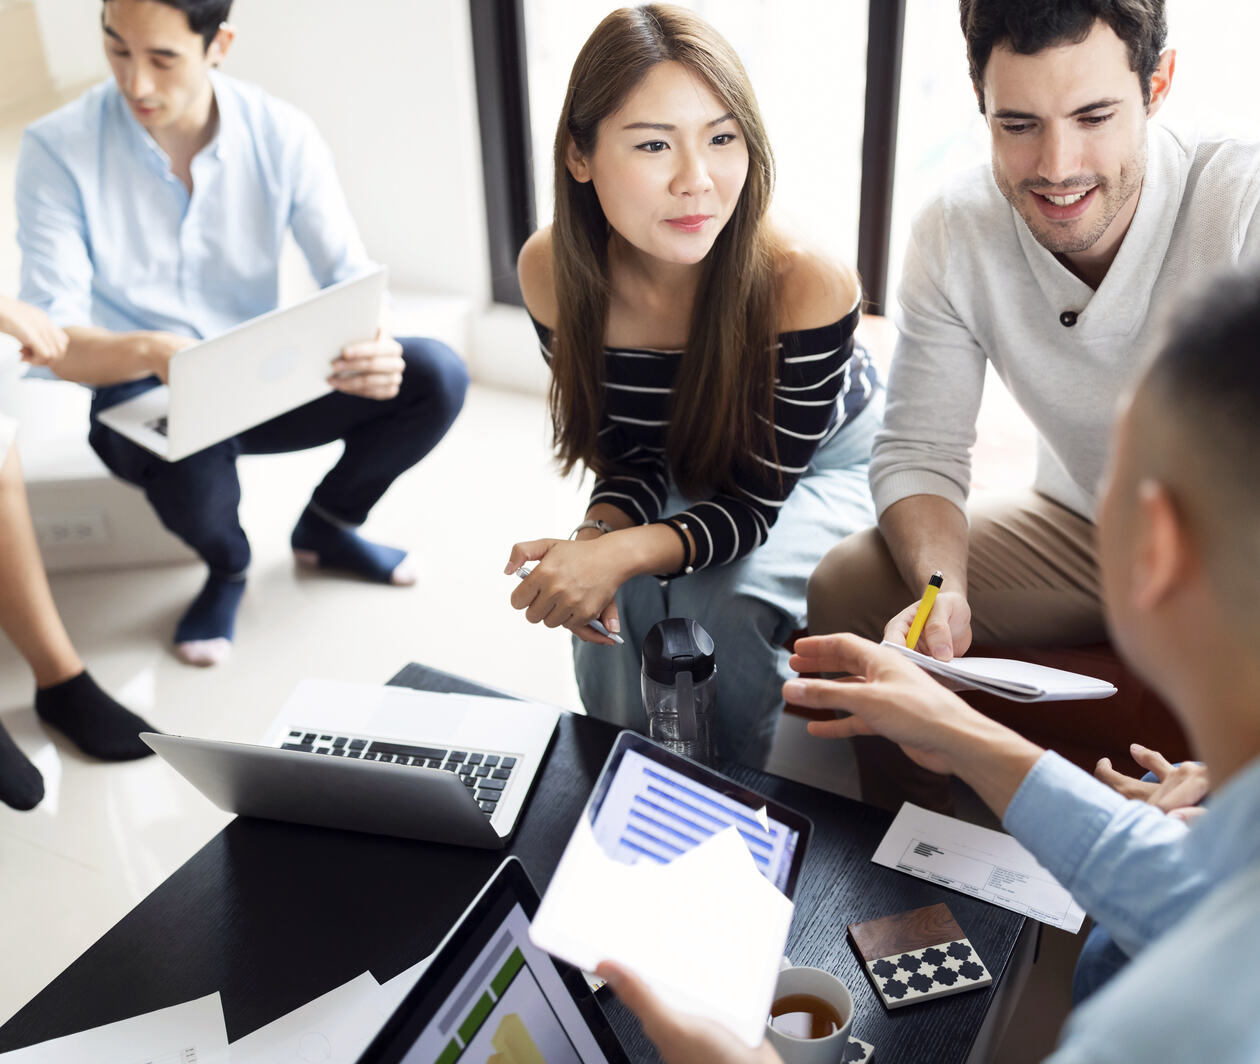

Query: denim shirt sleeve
left=1002, top=751, right=1209, bottom=957
left=15, top=130, right=94, bottom=330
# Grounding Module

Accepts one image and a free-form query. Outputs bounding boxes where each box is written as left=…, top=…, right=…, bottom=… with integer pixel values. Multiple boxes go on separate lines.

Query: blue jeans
left=572, top=390, right=883, bottom=769
left=88, top=336, right=468, bottom=573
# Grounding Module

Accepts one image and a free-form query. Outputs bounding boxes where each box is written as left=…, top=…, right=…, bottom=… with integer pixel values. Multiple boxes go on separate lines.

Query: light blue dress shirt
left=1005, top=750, right=1260, bottom=1061
left=16, top=72, right=371, bottom=344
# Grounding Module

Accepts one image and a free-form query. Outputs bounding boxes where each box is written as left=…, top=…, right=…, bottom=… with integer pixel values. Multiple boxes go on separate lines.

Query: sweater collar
left=1011, top=123, right=1186, bottom=340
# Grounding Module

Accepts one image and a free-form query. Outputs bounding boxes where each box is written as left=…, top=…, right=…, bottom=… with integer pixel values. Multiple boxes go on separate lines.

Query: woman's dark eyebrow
left=622, top=113, right=736, bottom=131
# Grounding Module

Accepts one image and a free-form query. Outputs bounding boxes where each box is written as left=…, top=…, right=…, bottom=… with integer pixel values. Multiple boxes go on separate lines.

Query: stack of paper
left=530, top=820, right=793, bottom=1048
left=0, top=993, right=228, bottom=1063
left=0, top=955, right=432, bottom=1064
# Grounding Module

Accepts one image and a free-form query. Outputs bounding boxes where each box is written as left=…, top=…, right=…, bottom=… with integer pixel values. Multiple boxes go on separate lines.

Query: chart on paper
left=872, top=804, right=1086, bottom=932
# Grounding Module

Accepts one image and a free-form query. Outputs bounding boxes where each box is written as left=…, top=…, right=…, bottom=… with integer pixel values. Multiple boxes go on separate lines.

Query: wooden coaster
left=848, top=903, right=991, bottom=1009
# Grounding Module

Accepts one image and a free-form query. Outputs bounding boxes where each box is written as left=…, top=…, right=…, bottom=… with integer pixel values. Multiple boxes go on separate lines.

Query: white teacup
left=764, top=964, right=855, bottom=1064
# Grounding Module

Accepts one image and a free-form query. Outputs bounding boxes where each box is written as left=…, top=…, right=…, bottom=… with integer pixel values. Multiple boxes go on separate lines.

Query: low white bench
left=0, top=291, right=472, bottom=573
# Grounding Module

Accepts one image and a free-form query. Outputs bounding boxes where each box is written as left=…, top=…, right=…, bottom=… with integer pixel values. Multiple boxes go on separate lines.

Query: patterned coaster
left=844, top=1035, right=875, bottom=1062
left=848, top=903, right=991, bottom=1009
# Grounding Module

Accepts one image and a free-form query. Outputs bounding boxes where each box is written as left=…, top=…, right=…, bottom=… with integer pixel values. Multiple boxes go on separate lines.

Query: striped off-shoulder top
left=531, top=302, right=879, bottom=573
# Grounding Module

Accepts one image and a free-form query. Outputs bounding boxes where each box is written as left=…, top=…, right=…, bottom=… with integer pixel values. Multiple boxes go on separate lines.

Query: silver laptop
left=141, top=678, right=560, bottom=849
left=96, top=267, right=388, bottom=461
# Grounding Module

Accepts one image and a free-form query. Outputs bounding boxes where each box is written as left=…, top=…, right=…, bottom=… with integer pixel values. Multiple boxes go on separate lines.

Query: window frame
left=470, top=0, right=906, bottom=313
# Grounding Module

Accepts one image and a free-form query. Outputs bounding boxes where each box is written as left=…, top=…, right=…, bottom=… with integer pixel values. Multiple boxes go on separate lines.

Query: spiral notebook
left=881, top=642, right=1117, bottom=702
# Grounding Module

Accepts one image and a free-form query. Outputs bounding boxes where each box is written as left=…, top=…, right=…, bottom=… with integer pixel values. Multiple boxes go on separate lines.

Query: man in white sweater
left=807, top=0, right=1260, bottom=807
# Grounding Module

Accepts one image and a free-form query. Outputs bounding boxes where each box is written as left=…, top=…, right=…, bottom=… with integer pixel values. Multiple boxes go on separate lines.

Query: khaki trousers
left=806, top=491, right=1106, bottom=810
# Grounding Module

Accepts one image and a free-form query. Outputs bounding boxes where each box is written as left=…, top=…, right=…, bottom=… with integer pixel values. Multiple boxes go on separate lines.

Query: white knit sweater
left=872, top=122, right=1260, bottom=522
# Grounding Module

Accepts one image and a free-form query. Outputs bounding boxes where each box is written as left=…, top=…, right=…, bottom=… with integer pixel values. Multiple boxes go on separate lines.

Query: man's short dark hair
left=102, top=0, right=233, bottom=50
left=959, top=0, right=1167, bottom=114
left=1142, top=266, right=1260, bottom=612
left=1148, top=269, right=1260, bottom=477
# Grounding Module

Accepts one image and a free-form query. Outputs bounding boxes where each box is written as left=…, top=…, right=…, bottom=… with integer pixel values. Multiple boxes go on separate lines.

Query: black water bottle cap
left=642, top=617, right=716, bottom=684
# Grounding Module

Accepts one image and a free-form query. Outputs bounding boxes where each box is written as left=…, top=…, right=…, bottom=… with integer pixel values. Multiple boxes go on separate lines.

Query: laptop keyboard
left=280, top=729, right=518, bottom=817
left=145, top=416, right=170, bottom=437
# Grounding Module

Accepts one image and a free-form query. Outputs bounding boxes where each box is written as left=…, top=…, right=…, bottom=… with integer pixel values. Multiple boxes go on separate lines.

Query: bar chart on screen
left=588, top=748, right=797, bottom=890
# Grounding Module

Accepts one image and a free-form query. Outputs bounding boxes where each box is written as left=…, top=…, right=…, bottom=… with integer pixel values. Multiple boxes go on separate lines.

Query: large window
left=886, top=0, right=1260, bottom=312
left=479, top=1, right=1260, bottom=313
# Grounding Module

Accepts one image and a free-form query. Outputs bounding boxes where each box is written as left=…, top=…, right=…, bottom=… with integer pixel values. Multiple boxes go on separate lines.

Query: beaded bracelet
left=654, top=517, right=695, bottom=578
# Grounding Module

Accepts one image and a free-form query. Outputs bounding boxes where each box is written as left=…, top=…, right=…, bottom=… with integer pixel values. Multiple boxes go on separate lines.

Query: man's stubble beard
left=993, top=139, right=1146, bottom=256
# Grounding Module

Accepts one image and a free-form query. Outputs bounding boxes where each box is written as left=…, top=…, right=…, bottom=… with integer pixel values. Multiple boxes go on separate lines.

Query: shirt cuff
left=871, top=467, right=969, bottom=521
left=1002, top=750, right=1128, bottom=889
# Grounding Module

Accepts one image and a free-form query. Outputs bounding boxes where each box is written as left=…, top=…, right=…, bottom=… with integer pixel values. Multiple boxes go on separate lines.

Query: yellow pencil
left=905, top=571, right=944, bottom=651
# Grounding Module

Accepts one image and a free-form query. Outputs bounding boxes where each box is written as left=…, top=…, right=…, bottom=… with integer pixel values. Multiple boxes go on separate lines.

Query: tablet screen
left=394, top=891, right=613, bottom=1064
left=358, top=858, right=628, bottom=1064
left=589, top=745, right=802, bottom=894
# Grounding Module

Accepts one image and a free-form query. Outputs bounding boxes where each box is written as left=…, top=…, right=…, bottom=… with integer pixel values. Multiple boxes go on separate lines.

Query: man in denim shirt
left=601, top=267, right=1260, bottom=1061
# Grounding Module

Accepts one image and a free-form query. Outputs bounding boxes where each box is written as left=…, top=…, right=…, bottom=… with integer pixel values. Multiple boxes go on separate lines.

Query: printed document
left=872, top=803, right=1086, bottom=933
left=0, top=992, right=227, bottom=1063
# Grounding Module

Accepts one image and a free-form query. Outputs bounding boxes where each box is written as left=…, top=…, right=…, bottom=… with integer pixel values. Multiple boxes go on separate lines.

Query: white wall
left=228, top=1, right=491, bottom=303
left=30, top=0, right=493, bottom=305
left=31, top=0, right=108, bottom=89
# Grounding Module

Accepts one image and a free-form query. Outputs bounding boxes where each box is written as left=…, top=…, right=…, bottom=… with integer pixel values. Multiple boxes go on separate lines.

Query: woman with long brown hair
left=505, top=3, right=882, bottom=768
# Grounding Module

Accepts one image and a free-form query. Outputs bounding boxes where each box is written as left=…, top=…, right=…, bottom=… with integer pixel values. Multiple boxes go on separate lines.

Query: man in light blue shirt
left=598, top=265, right=1260, bottom=1062
left=17, top=0, right=467, bottom=666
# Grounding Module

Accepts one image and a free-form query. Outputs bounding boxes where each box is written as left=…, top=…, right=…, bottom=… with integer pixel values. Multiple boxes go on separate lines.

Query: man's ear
left=1131, top=478, right=1190, bottom=611
left=1146, top=48, right=1176, bottom=117
left=207, top=22, right=236, bottom=67
left=565, top=138, right=592, bottom=184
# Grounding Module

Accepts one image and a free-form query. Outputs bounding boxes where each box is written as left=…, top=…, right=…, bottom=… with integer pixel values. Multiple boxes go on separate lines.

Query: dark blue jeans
left=88, top=336, right=467, bottom=574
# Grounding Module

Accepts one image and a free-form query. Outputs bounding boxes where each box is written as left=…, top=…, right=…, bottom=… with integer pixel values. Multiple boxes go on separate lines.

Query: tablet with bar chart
left=584, top=732, right=810, bottom=897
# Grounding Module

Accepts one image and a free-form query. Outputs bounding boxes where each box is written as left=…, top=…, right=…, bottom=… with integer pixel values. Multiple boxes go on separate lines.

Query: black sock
left=0, top=719, right=44, bottom=810
left=35, top=670, right=158, bottom=761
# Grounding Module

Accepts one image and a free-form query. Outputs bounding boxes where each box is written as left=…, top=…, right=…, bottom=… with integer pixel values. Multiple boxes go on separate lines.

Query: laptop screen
left=358, top=859, right=627, bottom=1064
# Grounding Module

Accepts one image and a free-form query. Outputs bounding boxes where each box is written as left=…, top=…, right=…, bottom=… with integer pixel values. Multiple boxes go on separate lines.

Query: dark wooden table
left=0, top=664, right=1032, bottom=1062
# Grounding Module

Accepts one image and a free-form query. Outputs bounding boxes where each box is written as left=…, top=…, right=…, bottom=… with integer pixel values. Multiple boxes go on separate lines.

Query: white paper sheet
left=872, top=803, right=1087, bottom=932
left=370, top=953, right=436, bottom=1022
left=227, top=955, right=433, bottom=1063
left=881, top=641, right=1117, bottom=701
left=0, top=991, right=228, bottom=1064
left=529, top=819, right=793, bottom=1047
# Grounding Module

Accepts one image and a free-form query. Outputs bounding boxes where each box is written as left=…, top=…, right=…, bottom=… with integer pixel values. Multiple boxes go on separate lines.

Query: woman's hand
left=0, top=296, right=68, bottom=366
left=505, top=536, right=625, bottom=645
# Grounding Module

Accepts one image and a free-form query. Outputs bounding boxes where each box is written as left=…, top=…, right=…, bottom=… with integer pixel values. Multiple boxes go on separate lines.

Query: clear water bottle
left=641, top=618, right=717, bottom=763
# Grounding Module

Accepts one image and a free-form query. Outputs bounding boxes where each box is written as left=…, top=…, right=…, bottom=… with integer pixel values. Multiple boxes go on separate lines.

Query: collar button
left=1059, top=310, right=1079, bottom=328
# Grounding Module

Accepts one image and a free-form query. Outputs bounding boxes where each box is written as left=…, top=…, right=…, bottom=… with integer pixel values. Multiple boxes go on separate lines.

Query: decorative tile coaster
left=848, top=903, right=991, bottom=1009
left=844, top=1034, right=875, bottom=1062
